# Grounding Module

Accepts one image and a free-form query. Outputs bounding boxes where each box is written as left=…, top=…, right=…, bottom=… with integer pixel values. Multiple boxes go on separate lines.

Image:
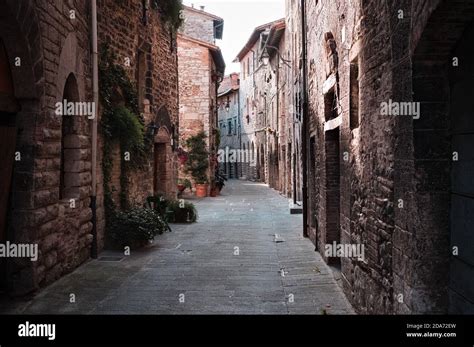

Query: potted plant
left=177, top=178, right=191, bottom=193
left=184, top=131, right=210, bottom=198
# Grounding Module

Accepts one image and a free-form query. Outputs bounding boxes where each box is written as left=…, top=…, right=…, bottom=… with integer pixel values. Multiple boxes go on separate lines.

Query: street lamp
left=225, top=96, right=230, bottom=112
left=261, top=47, right=270, bottom=67
left=261, top=45, right=291, bottom=68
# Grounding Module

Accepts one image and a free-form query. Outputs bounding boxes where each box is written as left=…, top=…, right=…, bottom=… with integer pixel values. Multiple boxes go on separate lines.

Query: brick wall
left=1, top=0, right=179, bottom=295
left=290, top=0, right=474, bottom=314
left=1, top=0, right=92, bottom=294
left=97, top=0, right=179, bottom=215
left=177, top=10, right=223, bottom=186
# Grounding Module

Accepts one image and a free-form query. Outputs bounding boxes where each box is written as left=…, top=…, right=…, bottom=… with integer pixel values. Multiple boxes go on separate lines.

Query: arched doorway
left=412, top=0, right=474, bottom=313
left=154, top=127, right=173, bottom=198
left=60, top=73, right=80, bottom=200
left=0, top=38, right=20, bottom=290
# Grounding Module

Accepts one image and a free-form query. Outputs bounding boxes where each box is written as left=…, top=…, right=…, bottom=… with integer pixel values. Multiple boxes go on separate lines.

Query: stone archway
left=411, top=0, right=474, bottom=313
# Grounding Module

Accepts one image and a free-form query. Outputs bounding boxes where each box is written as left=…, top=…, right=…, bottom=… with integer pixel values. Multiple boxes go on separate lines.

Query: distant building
left=217, top=73, right=241, bottom=178
left=177, top=5, right=226, bottom=190
left=234, top=19, right=285, bottom=182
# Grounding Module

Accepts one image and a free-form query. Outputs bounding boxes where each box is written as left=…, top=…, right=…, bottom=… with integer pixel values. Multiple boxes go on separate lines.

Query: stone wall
left=217, top=74, right=241, bottom=178
left=238, top=46, right=258, bottom=181
left=291, top=0, right=474, bottom=314
left=1, top=0, right=92, bottom=294
left=180, top=6, right=218, bottom=45
left=0, top=0, right=179, bottom=295
left=177, top=7, right=224, bottom=188
left=97, top=0, right=180, bottom=219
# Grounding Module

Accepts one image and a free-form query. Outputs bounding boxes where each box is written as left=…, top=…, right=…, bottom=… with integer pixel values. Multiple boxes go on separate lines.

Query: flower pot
left=177, top=184, right=186, bottom=193
left=195, top=184, right=208, bottom=198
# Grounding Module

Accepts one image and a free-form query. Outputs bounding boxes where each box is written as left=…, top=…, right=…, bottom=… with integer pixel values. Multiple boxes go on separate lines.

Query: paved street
left=8, top=180, right=353, bottom=315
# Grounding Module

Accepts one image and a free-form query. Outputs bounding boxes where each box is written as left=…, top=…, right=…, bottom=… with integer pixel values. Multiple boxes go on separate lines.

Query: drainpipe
left=90, top=0, right=99, bottom=258
left=300, top=0, right=309, bottom=238
left=238, top=86, right=242, bottom=177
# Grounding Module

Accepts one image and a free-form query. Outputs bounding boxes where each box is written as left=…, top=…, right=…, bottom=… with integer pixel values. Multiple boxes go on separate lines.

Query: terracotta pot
left=195, top=184, right=208, bottom=198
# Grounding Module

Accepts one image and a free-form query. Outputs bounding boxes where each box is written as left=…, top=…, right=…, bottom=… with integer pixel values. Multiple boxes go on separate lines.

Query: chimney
left=200, top=5, right=205, bottom=11
left=191, top=3, right=194, bottom=8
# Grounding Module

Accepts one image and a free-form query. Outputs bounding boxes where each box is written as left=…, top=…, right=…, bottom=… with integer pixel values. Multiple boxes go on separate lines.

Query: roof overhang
left=233, top=18, right=285, bottom=62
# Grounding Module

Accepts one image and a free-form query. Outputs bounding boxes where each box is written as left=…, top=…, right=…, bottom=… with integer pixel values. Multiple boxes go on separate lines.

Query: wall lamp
left=261, top=45, right=292, bottom=68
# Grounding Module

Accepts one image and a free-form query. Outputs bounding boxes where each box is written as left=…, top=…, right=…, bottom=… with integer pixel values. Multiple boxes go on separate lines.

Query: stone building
left=0, top=0, right=179, bottom=296
left=217, top=73, right=241, bottom=179
left=97, top=0, right=180, bottom=222
left=260, top=20, right=286, bottom=193
left=286, top=0, right=474, bottom=314
left=234, top=19, right=286, bottom=183
left=0, top=0, right=93, bottom=296
left=178, top=5, right=225, bottom=190
left=282, top=1, right=304, bottom=205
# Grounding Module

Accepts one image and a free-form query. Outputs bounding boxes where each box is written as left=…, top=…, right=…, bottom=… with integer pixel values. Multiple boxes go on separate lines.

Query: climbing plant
left=99, top=43, right=152, bottom=214
left=184, top=131, right=210, bottom=184
left=153, top=0, right=184, bottom=31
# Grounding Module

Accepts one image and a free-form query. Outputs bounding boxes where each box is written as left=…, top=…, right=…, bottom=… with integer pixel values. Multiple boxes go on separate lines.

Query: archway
left=412, top=0, right=474, bottom=313
left=154, top=126, right=173, bottom=198
left=60, top=73, right=80, bottom=200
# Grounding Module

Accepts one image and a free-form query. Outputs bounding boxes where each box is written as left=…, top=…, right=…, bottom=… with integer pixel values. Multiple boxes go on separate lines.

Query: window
left=60, top=74, right=80, bottom=200
left=228, top=120, right=232, bottom=135
left=234, top=118, right=237, bottom=135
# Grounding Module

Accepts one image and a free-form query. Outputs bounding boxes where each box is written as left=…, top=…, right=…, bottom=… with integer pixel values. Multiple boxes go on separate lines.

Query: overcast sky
left=182, top=0, right=285, bottom=75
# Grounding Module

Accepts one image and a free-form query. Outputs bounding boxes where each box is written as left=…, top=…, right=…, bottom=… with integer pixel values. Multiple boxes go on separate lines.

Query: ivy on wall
left=153, top=0, right=184, bottom=31
left=98, top=44, right=153, bottom=215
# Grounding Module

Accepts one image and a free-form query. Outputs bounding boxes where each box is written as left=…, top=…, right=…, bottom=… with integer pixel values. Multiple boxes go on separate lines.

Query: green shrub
left=146, top=195, right=168, bottom=216
left=167, top=200, right=198, bottom=223
left=108, top=208, right=168, bottom=249
left=184, top=131, right=209, bottom=184
left=155, top=0, right=184, bottom=31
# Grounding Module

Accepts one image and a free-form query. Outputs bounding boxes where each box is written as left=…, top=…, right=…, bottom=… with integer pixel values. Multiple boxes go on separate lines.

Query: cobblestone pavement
left=6, top=180, right=353, bottom=314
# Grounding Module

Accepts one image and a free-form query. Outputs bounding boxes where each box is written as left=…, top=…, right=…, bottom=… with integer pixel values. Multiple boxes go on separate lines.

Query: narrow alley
left=8, top=181, right=352, bottom=315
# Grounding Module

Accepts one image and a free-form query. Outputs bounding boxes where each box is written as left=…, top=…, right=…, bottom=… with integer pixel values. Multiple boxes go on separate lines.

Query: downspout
left=301, top=0, right=309, bottom=238
left=90, top=0, right=99, bottom=258
left=238, top=87, right=242, bottom=178
left=276, top=57, right=280, bottom=190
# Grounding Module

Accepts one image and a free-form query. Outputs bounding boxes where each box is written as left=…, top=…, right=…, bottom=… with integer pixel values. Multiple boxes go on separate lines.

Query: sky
left=182, top=0, right=285, bottom=75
